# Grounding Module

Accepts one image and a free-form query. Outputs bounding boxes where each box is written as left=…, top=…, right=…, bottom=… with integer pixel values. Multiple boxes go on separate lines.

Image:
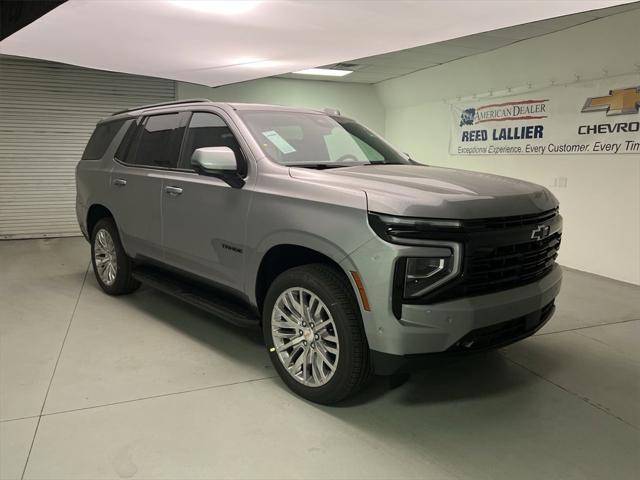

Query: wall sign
left=450, top=75, right=640, bottom=155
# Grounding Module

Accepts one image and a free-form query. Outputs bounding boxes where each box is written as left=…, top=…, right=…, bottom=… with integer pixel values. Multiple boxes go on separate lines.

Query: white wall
left=177, top=78, right=385, bottom=133
left=376, top=11, right=640, bottom=285
left=175, top=11, right=639, bottom=284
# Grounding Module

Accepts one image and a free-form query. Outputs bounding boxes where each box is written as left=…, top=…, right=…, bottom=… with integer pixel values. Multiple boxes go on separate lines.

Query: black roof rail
left=111, top=98, right=212, bottom=116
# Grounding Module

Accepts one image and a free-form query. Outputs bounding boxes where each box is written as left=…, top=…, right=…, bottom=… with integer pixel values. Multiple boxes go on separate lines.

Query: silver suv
left=76, top=99, right=562, bottom=404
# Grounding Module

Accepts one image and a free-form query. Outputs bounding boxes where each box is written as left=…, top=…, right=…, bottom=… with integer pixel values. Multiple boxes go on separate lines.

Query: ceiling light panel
left=169, top=1, right=261, bottom=15
left=0, top=0, right=631, bottom=87
left=293, top=68, right=353, bottom=77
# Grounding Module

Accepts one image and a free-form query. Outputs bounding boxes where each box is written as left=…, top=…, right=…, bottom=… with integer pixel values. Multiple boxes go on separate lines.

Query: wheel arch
left=86, top=204, right=115, bottom=237
left=254, top=243, right=358, bottom=316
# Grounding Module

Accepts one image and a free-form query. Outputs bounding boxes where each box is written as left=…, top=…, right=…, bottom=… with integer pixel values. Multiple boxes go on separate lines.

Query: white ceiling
left=280, top=1, right=640, bottom=84
left=0, top=0, right=634, bottom=87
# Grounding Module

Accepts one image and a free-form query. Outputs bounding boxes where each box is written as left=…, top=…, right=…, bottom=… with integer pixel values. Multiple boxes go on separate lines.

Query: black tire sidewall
left=263, top=265, right=367, bottom=404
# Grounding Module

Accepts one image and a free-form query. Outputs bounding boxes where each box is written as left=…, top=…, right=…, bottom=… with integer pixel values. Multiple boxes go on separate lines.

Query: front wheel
left=263, top=264, right=372, bottom=404
left=91, top=218, right=140, bottom=295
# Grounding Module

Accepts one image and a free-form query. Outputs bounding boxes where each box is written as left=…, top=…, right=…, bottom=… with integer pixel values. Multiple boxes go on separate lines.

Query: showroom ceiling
left=0, top=0, right=635, bottom=87
left=279, top=1, right=640, bottom=84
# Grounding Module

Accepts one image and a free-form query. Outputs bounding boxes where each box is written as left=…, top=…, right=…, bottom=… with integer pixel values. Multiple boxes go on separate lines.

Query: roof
left=108, top=99, right=325, bottom=119
left=227, top=102, right=325, bottom=115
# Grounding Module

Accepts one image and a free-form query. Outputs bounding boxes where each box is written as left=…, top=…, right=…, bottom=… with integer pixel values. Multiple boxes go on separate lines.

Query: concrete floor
left=1, top=237, right=639, bottom=480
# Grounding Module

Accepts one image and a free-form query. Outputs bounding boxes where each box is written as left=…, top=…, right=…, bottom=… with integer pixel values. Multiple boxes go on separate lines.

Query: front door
left=161, top=111, right=253, bottom=292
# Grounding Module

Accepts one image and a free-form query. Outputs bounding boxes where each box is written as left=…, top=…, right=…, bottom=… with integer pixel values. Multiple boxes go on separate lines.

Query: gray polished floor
left=1, top=237, right=639, bottom=480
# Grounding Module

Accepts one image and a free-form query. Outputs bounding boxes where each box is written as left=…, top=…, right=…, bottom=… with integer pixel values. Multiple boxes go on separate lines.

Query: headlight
left=369, top=213, right=462, bottom=304
left=368, top=212, right=462, bottom=245
left=403, top=256, right=455, bottom=298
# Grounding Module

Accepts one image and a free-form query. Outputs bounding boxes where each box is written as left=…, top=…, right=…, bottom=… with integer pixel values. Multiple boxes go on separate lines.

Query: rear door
left=109, top=112, right=186, bottom=260
left=161, top=110, right=253, bottom=291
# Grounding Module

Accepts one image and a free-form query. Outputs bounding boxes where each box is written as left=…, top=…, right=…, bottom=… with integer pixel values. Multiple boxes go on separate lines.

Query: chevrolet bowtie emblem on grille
left=531, top=225, right=551, bottom=241
left=581, top=86, right=640, bottom=116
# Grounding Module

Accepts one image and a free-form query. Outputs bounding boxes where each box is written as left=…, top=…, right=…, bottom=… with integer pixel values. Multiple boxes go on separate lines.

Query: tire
left=90, top=218, right=140, bottom=295
left=263, top=264, right=372, bottom=404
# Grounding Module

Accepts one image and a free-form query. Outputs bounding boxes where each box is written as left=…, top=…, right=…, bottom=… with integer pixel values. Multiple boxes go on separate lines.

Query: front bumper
left=389, top=263, right=562, bottom=355
left=371, top=299, right=556, bottom=375
left=342, top=235, right=562, bottom=367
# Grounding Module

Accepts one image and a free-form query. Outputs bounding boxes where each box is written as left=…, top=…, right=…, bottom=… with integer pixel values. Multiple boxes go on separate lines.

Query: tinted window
left=82, top=119, right=126, bottom=160
left=114, top=119, right=138, bottom=163
left=132, top=113, right=184, bottom=168
left=180, top=112, right=245, bottom=173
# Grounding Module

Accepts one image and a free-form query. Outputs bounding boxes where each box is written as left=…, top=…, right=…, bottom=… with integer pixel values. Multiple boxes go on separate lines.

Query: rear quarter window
left=81, top=119, right=127, bottom=160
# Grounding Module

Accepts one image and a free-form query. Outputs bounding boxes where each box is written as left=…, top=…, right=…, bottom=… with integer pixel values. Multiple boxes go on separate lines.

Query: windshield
left=237, top=110, right=411, bottom=167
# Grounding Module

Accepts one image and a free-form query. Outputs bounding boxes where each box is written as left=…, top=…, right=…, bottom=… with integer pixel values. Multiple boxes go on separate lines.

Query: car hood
left=289, top=164, right=558, bottom=218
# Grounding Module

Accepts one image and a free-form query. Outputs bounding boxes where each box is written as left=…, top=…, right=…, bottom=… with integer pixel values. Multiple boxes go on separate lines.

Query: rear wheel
left=91, top=218, right=140, bottom=295
left=263, top=264, right=372, bottom=404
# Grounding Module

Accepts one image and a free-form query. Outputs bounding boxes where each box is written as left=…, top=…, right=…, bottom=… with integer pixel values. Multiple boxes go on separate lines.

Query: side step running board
left=132, top=266, right=260, bottom=328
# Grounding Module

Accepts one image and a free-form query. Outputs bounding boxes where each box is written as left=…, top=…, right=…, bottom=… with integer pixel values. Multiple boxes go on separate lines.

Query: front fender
left=245, top=230, right=366, bottom=307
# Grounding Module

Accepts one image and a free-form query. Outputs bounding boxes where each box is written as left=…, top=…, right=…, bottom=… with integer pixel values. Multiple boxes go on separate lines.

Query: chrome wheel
left=94, top=229, right=117, bottom=286
left=271, top=287, right=339, bottom=387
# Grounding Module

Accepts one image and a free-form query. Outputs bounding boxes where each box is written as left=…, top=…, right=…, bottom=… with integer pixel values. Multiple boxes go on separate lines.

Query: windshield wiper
left=286, top=164, right=351, bottom=170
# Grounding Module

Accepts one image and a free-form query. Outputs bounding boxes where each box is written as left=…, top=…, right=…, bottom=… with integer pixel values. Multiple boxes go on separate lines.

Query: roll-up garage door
left=0, top=56, right=176, bottom=239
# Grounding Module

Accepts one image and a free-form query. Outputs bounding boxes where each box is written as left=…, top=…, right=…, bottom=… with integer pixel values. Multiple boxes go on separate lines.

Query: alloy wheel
left=94, top=229, right=118, bottom=286
left=271, top=287, right=339, bottom=387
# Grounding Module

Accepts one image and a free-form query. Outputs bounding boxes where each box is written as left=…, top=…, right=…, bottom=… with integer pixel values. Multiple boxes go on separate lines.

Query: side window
left=82, top=119, right=126, bottom=160
left=114, top=119, right=139, bottom=163
left=131, top=113, right=184, bottom=169
left=180, top=112, right=246, bottom=174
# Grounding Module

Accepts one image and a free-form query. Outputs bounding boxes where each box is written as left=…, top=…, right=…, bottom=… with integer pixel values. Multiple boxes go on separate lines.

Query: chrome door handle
left=113, top=178, right=127, bottom=187
left=164, top=186, right=183, bottom=196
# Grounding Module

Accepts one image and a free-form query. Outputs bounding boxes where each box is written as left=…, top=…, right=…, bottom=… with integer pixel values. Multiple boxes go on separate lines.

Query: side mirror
left=191, top=147, right=245, bottom=188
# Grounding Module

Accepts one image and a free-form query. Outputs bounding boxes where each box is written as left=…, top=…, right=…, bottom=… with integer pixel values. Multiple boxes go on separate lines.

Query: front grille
left=397, top=208, right=563, bottom=306
left=462, top=232, right=561, bottom=297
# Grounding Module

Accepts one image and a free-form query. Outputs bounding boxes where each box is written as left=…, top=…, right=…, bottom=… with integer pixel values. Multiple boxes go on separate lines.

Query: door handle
left=164, top=186, right=183, bottom=196
left=113, top=178, right=127, bottom=187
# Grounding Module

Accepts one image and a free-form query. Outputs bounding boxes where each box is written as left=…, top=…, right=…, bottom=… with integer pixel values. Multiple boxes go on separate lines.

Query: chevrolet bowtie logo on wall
left=581, top=86, right=640, bottom=116
left=531, top=225, right=551, bottom=241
